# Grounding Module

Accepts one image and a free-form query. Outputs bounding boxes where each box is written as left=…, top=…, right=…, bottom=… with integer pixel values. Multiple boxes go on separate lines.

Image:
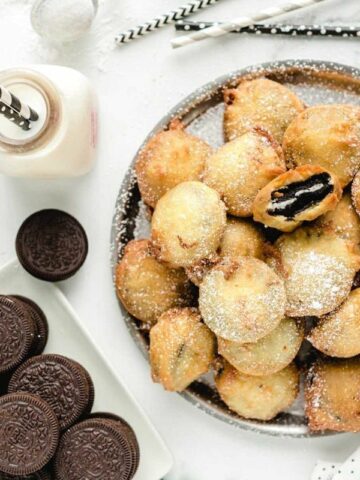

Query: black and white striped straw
left=0, top=101, right=31, bottom=131
left=171, top=0, right=328, bottom=48
left=0, top=85, right=38, bottom=121
left=115, top=0, right=222, bottom=46
left=176, top=21, right=360, bottom=38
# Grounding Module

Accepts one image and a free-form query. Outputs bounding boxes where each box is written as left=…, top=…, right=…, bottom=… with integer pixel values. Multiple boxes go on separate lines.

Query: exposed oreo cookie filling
left=267, top=172, right=334, bottom=220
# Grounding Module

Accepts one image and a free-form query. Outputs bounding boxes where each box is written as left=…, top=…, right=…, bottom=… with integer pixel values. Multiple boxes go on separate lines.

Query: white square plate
left=0, top=259, right=173, bottom=480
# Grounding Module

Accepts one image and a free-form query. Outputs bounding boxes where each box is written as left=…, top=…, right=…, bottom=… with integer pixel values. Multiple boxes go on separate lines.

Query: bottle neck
left=0, top=68, right=61, bottom=153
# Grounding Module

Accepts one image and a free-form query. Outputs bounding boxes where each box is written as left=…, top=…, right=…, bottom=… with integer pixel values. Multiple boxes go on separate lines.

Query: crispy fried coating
left=283, top=104, right=360, bottom=187
left=272, top=227, right=360, bottom=317
left=151, top=181, right=226, bottom=269
left=215, top=360, right=299, bottom=421
left=224, top=78, right=304, bottom=144
left=305, top=358, right=360, bottom=432
left=308, top=288, right=360, bottom=358
left=186, top=217, right=266, bottom=286
left=116, top=239, right=193, bottom=324
left=150, top=307, right=216, bottom=391
left=199, top=257, right=286, bottom=343
left=203, top=130, right=285, bottom=217
left=218, top=317, right=304, bottom=376
left=136, top=120, right=212, bottom=208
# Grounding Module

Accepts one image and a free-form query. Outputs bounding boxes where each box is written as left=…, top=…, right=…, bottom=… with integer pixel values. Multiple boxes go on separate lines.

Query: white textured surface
left=1, top=1, right=360, bottom=479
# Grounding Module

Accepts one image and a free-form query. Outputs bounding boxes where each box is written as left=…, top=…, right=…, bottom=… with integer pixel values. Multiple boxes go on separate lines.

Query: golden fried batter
left=305, top=359, right=360, bottom=432
left=203, top=130, right=285, bottom=217
left=253, top=165, right=342, bottom=232
left=150, top=307, right=216, bottom=391
left=116, top=239, right=193, bottom=324
left=186, top=217, right=266, bottom=286
left=283, top=104, right=360, bottom=187
left=272, top=227, right=360, bottom=317
left=308, top=288, right=360, bottom=358
left=224, top=78, right=305, bottom=144
left=136, top=120, right=212, bottom=208
left=351, top=169, right=360, bottom=218
left=315, top=192, right=360, bottom=249
left=218, top=317, right=304, bottom=376
left=215, top=360, right=299, bottom=421
left=199, top=257, right=286, bottom=343
left=151, top=181, right=226, bottom=268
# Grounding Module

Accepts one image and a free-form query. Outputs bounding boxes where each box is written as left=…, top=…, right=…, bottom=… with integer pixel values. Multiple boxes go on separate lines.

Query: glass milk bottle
left=0, top=65, right=97, bottom=178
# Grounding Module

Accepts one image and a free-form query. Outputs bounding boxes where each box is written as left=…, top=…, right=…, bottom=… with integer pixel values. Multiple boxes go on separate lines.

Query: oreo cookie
left=16, top=209, right=88, bottom=282
left=8, top=354, right=94, bottom=431
left=0, top=296, right=35, bottom=375
left=70, top=358, right=95, bottom=417
left=11, top=296, right=48, bottom=356
left=88, top=412, right=140, bottom=478
left=0, top=393, right=59, bottom=475
left=54, top=418, right=136, bottom=480
left=0, top=469, right=51, bottom=479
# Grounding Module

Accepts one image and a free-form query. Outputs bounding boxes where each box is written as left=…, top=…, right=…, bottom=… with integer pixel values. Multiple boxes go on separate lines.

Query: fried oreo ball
left=224, top=78, right=305, bottom=144
left=315, top=192, right=360, bottom=248
left=116, top=239, right=193, bottom=325
left=305, top=359, right=360, bottom=432
left=283, top=104, right=360, bottom=187
left=253, top=165, right=342, bottom=232
left=203, top=130, right=285, bottom=217
left=151, top=181, right=226, bottom=269
left=149, top=307, right=216, bottom=391
left=215, top=360, right=299, bottom=421
left=218, top=317, right=304, bottom=376
left=271, top=227, right=360, bottom=317
left=135, top=120, right=212, bottom=208
left=186, top=217, right=266, bottom=286
left=199, top=257, right=286, bottom=343
left=351, top=169, right=360, bottom=218
left=308, top=288, right=360, bottom=358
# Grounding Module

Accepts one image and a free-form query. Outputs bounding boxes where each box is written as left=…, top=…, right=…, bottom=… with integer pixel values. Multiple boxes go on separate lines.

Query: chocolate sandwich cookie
left=16, top=209, right=88, bottom=282
left=8, top=354, right=94, bottom=430
left=70, top=358, right=95, bottom=416
left=11, top=296, right=48, bottom=356
left=88, top=412, right=140, bottom=478
left=0, top=295, right=35, bottom=375
left=54, top=418, right=136, bottom=480
left=0, top=469, right=52, bottom=480
left=0, top=393, right=59, bottom=476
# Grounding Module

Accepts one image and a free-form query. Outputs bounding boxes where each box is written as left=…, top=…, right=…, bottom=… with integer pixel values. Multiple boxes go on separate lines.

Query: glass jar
left=0, top=65, right=97, bottom=178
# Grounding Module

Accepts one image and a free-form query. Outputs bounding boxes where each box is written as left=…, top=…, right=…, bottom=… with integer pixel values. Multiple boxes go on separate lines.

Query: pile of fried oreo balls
left=116, top=77, right=360, bottom=432
left=0, top=295, right=139, bottom=479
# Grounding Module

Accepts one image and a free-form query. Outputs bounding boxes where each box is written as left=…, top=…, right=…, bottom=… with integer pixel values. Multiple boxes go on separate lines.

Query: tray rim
left=110, top=59, right=360, bottom=439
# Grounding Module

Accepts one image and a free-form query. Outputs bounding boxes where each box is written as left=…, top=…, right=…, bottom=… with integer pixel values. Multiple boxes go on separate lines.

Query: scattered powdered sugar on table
left=0, top=0, right=120, bottom=72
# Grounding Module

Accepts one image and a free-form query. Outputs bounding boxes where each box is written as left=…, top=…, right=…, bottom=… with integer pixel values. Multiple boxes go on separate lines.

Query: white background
left=1, top=1, right=360, bottom=479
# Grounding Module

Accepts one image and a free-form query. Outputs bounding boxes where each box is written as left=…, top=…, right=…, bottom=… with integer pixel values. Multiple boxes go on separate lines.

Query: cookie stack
left=0, top=294, right=140, bottom=479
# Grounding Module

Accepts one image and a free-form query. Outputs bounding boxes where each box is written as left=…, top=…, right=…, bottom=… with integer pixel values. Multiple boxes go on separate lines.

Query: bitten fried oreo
left=8, top=354, right=94, bottom=430
left=11, top=296, right=48, bottom=356
left=54, top=417, right=137, bottom=480
left=253, top=165, right=342, bottom=232
left=16, top=209, right=88, bottom=282
left=0, top=295, right=35, bottom=374
left=0, top=393, right=59, bottom=475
